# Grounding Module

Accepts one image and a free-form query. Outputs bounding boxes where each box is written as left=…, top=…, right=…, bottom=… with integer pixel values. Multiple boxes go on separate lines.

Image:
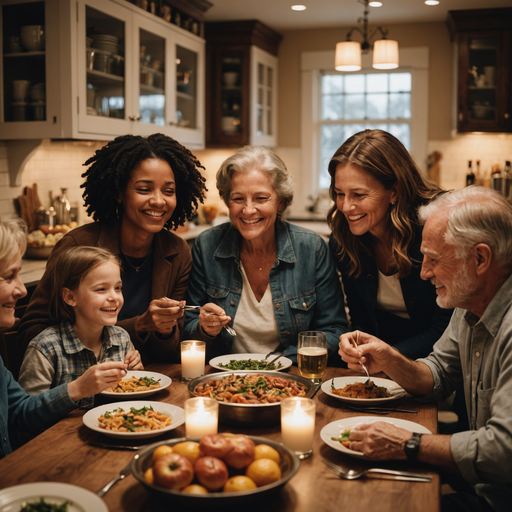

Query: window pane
left=367, top=74, right=388, bottom=93
left=388, top=124, right=410, bottom=149
left=390, top=73, right=411, bottom=92
left=366, top=93, right=388, bottom=119
left=267, top=67, right=272, bottom=88
left=322, top=94, right=343, bottom=120
left=322, top=75, right=343, bottom=94
left=345, top=74, right=365, bottom=92
left=389, top=92, right=411, bottom=119
left=258, top=63, right=264, bottom=85
left=344, top=94, right=365, bottom=119
left=320, top=124, right=345, bottom=188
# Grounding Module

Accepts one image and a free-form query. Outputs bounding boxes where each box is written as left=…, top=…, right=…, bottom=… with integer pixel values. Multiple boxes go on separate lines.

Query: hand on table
left=338, top=331, right=397, bottom=374
left=124, top=350, right=143, bottom=370
left=68, top=361, right=128, bottom=402
left=348, top=421, right=411, bottom=460
left=198, top=302, right=232, bottom=337
left=135, top=297, right=185, bottom=335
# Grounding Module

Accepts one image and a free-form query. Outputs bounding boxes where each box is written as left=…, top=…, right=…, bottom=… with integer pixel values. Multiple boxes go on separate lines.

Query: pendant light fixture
left=335, top=0, right=399, bottom=72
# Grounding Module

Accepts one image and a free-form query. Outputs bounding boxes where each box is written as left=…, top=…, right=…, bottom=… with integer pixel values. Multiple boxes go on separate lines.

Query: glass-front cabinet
left=0, top=0, right=205, bottom=147
left=448, top=8, right=512, bottom=133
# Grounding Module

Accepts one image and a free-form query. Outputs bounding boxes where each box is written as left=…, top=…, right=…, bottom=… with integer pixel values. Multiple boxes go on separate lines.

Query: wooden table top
left=0, top=365, right=440, bottom=512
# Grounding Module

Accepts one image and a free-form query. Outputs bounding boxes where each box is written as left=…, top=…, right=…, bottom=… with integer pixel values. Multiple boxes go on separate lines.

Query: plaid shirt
left=24, top=320, right=133, bottom=408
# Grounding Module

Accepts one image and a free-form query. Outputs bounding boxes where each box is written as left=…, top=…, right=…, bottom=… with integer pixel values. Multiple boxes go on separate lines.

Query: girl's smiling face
left=334, top=163, right=398, bottom=240
left=0, top=252, right=26, bottom=329
left=63, top=260, right=123, bottom=330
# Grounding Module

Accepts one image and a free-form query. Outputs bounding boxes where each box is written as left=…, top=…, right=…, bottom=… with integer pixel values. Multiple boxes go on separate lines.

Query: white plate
left=0, top=482, right=108, bottom=512
left=321, top=416, right=432, bottom=459
left=209, top=353, right=292, bottom=372
left=99, top=370, right=171, bottom=399
left=321, top=376, right=406, bottom=404
left=83, top=400, right=184, bottom=439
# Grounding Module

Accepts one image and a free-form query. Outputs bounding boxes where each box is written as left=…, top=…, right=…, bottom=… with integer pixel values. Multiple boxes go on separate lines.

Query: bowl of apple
left=131, top=433, right=300, bottom=506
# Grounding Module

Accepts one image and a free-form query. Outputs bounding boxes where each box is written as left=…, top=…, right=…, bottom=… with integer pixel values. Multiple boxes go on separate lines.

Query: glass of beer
left=298, top=331, right=328, bottom=384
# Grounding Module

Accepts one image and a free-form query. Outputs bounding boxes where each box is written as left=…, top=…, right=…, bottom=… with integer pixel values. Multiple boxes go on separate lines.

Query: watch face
left=405, top=433, right=422, bottom=460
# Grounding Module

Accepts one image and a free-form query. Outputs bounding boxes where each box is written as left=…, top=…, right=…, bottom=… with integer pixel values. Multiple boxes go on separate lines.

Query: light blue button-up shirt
left=184, top=220, right=348, bottom=363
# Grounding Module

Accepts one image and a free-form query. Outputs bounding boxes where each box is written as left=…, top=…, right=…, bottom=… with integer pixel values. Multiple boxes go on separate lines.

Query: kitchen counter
left=20, top=221, right=331, bottom=285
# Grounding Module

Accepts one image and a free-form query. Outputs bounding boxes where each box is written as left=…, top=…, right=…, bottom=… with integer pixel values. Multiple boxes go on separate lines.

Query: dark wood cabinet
left=205, top=20, right=282, bottom=147
left=447, top=8, right=512, bottom=133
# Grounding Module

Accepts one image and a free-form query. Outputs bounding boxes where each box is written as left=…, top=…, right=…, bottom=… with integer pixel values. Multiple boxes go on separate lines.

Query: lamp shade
left=335, top=41, right=362, bottom=71
left=372, top=39, right=399, bottom=69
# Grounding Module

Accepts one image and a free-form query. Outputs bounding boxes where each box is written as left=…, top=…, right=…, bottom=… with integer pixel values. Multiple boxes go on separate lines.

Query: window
left=299, top=48, right=429, bottom=213
left=319, top=71, right=412, bottom=188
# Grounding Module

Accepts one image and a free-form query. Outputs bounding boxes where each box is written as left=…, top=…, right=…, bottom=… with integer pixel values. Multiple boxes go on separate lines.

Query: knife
left=88, top=441, right=141, bottom=451
left=346, top=405, right=418, bottom=413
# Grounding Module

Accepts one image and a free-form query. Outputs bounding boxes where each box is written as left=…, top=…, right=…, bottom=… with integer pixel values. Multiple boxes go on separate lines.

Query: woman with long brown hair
left=327, top=129, right=452, bottom=359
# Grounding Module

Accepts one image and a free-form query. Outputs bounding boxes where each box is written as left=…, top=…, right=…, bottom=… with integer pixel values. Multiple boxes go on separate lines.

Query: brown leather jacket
left=17, top=222, right=191, bottom=363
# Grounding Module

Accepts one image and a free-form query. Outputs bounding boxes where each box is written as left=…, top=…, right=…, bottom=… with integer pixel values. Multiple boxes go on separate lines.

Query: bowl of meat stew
left=188, top=371, right=316, bottom=426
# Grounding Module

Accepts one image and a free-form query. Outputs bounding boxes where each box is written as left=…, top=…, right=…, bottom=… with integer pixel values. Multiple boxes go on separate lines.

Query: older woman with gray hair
left=183, top=145, right=348, bottom=363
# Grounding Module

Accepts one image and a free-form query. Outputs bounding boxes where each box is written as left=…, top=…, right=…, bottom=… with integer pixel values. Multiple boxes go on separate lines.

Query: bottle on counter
left=491, top=164, right=502, bottom=194
left=466, top=160, right=475, bottom=186
left=475, top=160, right=481, bottom=186
left=52, top=188, right=71, bottom=226
left=504, top=160, right=512, bottom=200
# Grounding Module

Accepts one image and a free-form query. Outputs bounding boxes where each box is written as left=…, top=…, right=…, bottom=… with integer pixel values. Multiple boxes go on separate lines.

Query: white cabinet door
left=250, top=45, right=278, bottom=147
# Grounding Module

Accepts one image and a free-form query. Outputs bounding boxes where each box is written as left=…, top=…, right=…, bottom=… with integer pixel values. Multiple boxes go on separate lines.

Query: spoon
left=353, top=332, right=371, bottom=384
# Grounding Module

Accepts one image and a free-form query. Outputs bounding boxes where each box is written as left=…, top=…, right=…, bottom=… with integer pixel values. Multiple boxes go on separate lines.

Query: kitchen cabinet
left=205, top=20, right=281, bottom=148
left=0, top=0, right=205, bottom=151
left=447, top=8, right=512, bottom=133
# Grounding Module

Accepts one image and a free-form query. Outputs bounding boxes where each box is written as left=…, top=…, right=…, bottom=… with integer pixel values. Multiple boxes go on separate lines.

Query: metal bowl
left=188, top=371, right=315, bottom=427
left=130, top=436, right=300, bottom=506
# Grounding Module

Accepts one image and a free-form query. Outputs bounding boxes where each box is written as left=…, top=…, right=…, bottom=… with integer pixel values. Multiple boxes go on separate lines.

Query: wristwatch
left=404, top=432, right=423, bottom=461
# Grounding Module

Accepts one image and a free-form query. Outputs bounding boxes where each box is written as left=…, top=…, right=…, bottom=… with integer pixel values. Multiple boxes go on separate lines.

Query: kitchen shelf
left=3, top=51, right=45, bottom=58
left=140, top=84, right=164, bottom=94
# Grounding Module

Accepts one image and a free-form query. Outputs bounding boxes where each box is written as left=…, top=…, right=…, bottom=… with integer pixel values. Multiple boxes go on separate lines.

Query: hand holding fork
left=180, top=304, right=236, bottom=336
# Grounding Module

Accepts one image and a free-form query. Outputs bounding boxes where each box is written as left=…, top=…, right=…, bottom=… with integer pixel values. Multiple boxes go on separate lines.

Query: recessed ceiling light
left=425, top=1, right=440, bottom=5
left=291, top=4, right=307, bottom=11
left=369, top=2, right=383, bottom=6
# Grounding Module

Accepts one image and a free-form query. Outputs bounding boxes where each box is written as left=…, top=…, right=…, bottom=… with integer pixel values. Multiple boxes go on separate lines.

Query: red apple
left=194, top=456, right=229, bottom=491
left=153, top=453, right=194, bottom=490
left=222, top=434, right=255, bottom=469
left=199, top=434, right=234, bottom=459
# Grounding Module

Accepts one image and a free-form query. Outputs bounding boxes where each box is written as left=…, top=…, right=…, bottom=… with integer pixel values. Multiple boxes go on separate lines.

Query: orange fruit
left=171, top=441, right=202, bottom=465
left=144, top=467, right=154, bottom=485
left=223, top=475, right=257, bottom=493
left=152, top=445, right=173, bottom=462
left=245, top=458, right=282, bottom=487
left=182, top=484, right=209, bottom=494
left=254, top=444, right=281, bottom=464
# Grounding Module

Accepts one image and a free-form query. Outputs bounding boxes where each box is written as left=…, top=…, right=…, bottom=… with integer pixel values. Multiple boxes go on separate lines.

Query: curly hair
left=327, top=129, right=443, bottom=278
left=81, top=134, right=207, bottom=230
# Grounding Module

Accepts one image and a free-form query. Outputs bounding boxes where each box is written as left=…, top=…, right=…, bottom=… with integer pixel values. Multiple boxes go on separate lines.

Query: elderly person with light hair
left=338, top=186, right=512, bottom=512
left=184, top=145, right=348, bottom=363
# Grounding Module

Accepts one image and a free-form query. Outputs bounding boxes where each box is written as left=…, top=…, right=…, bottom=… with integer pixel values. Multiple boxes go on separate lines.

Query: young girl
left=19, top=246, right=143, bottom=407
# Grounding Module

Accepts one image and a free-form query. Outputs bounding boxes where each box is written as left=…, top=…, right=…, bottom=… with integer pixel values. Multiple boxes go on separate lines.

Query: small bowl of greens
left=209, top=353, right=292, bottom=372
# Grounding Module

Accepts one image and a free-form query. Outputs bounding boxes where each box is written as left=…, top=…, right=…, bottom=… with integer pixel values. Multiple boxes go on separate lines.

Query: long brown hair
left=326, top=129, right=443, bottom=278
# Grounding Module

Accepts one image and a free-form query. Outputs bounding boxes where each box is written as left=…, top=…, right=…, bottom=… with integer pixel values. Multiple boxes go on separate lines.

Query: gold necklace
left=123, top=253, right=149, bottom=272
left=243, top=245, right=276, bottom=271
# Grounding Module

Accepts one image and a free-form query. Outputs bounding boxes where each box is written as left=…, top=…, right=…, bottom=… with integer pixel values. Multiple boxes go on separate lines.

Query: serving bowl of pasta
left=100, top=370, right=172, bottom=399
left=131, top=435, right=300, bottom=505
left=188, top=371, right=316, bottom=427
left=82, top=401, right=185, bottom=439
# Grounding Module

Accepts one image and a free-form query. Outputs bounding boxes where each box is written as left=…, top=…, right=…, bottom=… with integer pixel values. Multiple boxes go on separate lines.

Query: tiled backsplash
left=0, top=133, right=511, bottom=223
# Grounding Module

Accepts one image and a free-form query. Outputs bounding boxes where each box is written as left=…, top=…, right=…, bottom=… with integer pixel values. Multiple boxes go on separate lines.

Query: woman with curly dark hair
left=18, top=134, right=207, bottom=363
left=328, top=129, right=453, bottom=361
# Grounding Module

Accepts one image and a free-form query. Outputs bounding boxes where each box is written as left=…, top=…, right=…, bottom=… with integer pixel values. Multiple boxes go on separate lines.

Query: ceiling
left=202, top=0, right=512, bottom=32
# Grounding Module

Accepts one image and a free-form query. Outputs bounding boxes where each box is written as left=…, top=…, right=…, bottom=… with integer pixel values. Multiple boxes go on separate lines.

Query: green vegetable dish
left=218, top=359, right=283, bottom=371
left=19, top=498, right=69, bottom=512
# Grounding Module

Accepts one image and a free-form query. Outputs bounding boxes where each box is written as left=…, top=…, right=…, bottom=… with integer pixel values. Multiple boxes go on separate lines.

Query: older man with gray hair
left=338, top=186, right=512, bottom=512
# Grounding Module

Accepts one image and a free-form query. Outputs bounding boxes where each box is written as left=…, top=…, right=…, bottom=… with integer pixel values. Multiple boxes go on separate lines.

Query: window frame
left=299, top=47, right=429, bottom=208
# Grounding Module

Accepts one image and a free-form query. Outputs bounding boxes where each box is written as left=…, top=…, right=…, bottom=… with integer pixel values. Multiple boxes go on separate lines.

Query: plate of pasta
left=100, top=370, right=171, bottom=398
left=83, top=400, right=185, bottom=439
left=321, top=376, right=406, bottom=404
left=321, top=416, right=432, bottom=458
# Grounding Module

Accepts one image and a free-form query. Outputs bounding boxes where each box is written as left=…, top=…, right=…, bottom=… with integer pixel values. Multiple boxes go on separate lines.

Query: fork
left=180, top=305, right=236, bottom=336
left=96, top=457, right=135, bottom=497
left=353, top=331, right=370, bottom=384
left=322, top=459, right=432, bottom=482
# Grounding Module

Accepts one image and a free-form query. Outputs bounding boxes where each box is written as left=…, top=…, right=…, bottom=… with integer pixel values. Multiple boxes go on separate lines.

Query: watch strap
left=405, top=432, right=423, bottom=461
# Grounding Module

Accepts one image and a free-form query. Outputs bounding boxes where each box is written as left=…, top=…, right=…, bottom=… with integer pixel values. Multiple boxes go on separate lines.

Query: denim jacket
left=0, top=356, right=76, bottom=458
left=329, top=224, right=453, bottom=360
left=184, top=220, right=348, bottom=363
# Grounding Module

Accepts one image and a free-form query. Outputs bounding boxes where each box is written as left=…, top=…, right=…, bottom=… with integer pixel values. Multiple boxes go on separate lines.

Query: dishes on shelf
left=20, top=25, right=45, bottom=52
left=92, top=34, right=119, bottom=55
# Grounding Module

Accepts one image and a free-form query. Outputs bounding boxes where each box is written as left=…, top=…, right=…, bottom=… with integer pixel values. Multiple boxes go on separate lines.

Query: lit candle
left=185, top=397, right=218, bottom=437
left=181, top=340, right=206, bottom=381
left=281, top=397, right=315, bottom=459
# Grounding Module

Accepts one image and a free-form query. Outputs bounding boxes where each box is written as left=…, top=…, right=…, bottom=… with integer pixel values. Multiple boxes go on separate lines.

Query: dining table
left=0, top=364, right=440, bottom=512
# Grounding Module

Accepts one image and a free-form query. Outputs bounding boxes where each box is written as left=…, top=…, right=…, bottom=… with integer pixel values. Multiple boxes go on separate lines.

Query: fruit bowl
left=131, top=436, right=300, bottom=506
left=188, top=371, right=316, bottom=427
left=24, top=245, right=53, bottom=259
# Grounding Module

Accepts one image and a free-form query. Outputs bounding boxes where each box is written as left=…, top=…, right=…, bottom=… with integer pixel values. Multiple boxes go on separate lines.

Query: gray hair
left=216, top=145, right=294, bottom=215
left=0, top=217, right=27, bottom=263
left=418, top=187, right=512, bottom=267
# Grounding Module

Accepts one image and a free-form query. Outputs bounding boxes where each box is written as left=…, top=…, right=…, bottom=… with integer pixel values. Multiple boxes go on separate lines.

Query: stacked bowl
left=92, top=34, right=119, bottom=55
left=29, top=83, right=46, bottom=121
